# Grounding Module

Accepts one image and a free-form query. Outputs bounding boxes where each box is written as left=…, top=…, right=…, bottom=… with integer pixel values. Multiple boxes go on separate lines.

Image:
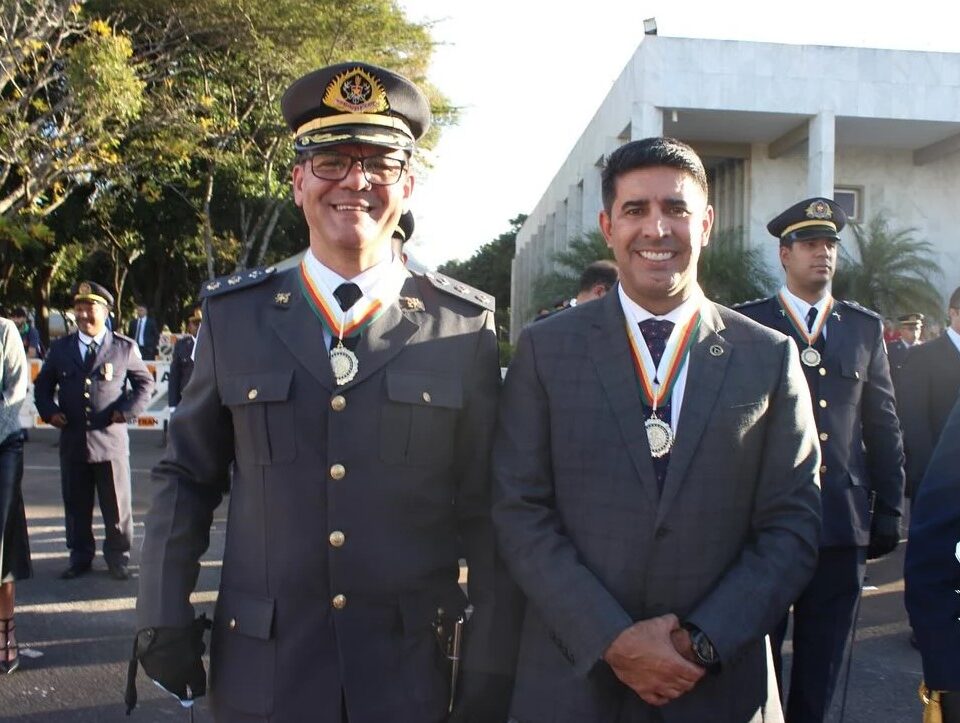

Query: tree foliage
left=699, top=227, right=776, bottom=307
left=529, top=230, right=613, bottom=316
left=832, top=213, right=943, bottom=319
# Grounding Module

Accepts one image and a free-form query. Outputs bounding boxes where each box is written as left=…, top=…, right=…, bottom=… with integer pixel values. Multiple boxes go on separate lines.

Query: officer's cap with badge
left=72, top=280, right=114, bottom=308
left=281, top=61, right=431, bottom=155
left=768, top=197, right=847, bottom=245
left=897, top=312, right=924, bottom=328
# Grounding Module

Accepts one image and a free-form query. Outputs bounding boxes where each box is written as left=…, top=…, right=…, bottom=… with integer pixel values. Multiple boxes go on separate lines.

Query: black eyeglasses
left=306, top=151, right=407, bottom=186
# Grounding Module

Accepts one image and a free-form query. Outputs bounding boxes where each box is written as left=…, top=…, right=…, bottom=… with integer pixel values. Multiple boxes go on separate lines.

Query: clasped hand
left=603, top=614, right=705, bottom=707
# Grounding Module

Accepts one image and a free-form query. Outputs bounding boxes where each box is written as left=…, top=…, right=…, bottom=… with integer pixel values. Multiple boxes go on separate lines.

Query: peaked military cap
left=72, top=280, right=114, bottom=307
left=393, top=210, right=415, bottom=243
left=281, top=61, right=431, bottom=153
left=767, top=197, right=847, bottom=244
left=897, top=312, right=924, bottom=327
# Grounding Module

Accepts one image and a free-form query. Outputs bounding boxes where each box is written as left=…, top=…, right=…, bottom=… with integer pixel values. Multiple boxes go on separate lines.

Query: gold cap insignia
left=399, top=296, right=425, bottom=312
left=324, top=67, right=390, bottom=114
left=78, top=282, right=92, bottom=295
left=805, top=201, right=833, bottom=220
left=274, top=292, right=291, bottom=305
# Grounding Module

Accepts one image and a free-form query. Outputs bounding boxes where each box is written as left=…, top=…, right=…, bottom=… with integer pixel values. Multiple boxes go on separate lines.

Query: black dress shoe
left=60, top=565, right=91, bottom=580
left=108, top=565, right=130, bottom=581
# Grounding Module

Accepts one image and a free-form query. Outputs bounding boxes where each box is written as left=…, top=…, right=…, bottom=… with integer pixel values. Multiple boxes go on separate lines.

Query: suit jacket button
left=422, top=391, right=432, bottom=403
left=330, top=395, right=346, bottom=412
left=332, top=594, right=347, bottom=610
left=330, top=464, right=346, bottom=480
left=819, top=432, right=829, bottom=442
left=247, top=389, right=258, bottom=400
left=329, top=531, right=345, bottom=547
left=819, top=399, right=828, bottom=408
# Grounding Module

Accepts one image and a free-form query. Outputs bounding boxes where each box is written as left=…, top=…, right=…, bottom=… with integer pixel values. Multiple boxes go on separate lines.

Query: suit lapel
left=656, top=302, right=730, bottom=525
left=90, top=332, right=114, bottom=372
left=271, top=272, right=336, bottom=391
left=340, top=275, right=421, bottom=391
left=589, top=292, right=660, bottom=505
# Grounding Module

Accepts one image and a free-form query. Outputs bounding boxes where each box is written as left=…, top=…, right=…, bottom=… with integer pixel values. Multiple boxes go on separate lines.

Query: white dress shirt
left=779, top=285, right=832, bottom=340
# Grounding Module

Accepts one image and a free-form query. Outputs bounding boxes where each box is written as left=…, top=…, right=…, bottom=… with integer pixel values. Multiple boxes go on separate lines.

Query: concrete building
left=511, top=36, right=960, bottom=341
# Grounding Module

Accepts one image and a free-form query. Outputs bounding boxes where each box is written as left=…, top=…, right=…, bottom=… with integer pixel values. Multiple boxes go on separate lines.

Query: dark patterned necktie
left=84, top=340, right=99, bottom=371
left=805, top=307, right=817, bottom=332
left=639, top=318, right=675, bottom=491
left=331, top=282, right=363, bottom=351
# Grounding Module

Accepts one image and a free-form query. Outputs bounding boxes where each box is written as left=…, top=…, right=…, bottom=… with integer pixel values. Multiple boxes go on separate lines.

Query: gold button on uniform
left=229, top=618, right=237, bottom=630
left=330, top=464, right=346, bottom=480
left=422, top=391, right=432, bottom=403
left=332, top=594, right=347, bottom=610
left=329, top=531, right=345, bottom=547
left=819, top=399, right=828, bottom=408
left=247, top=389, right=258, bottom=400
left=819, top=432, right=829, bottom=442
left=819, top=368, right=827, bottom=377
left=820, top=465, right=828, bottom=474
left=84, top=392, right=91, bottom=399
left=330, top=395, right=346, bottom=412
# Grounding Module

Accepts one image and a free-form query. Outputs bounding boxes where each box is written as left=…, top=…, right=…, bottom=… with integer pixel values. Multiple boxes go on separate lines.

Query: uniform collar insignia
left=398, top=296, right=425, bottom=312
left=323, top=67, right=389, bottom=114
left=805, top=200, right=833, bottom=220
left=274, top=292, right=291, bottom=306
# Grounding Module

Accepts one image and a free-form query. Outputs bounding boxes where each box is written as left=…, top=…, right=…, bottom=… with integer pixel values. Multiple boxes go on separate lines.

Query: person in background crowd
left=736, top=197, right=905, bottom=723
left=883, top=317, right=900, bottom=345
left=167, top=308, right=202, bottom=413
left=888, top=313, right=924, bottom=384
left=10, top=308, right=42, bottom=360
left=898, top=287, right=960, bottom=498
left=131, top=61, right=522, bottom=721
left=494, top=137, right=820, bottom=722
left=534, top=260, right=619, bottom=322
left=126, top=304, right=159, bottom=361
left=904, top=395, right=960, bottom=723
left=33, top=281, right=154, bottom=582
left=391, top=209, right=415, bottom=266
left=0, top=316, right=30, bottom=674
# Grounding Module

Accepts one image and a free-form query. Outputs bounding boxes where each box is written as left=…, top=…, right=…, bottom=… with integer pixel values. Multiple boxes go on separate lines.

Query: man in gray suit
left=493, top=137, right=822, bottom=722
left=130, top=62, right=522, bottom=722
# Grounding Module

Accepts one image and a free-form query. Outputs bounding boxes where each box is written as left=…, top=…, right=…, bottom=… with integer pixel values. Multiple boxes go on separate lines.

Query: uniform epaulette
left=838, top=299, right=882, bottom=320
left=423, top=271, right=495, bottom=312
left=731, top=296, right=770, bottom=310
left=199, top=266, right=279, bottom=299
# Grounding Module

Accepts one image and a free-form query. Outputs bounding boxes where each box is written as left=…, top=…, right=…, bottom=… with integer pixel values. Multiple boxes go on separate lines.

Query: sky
left=395, top=0, right=960, bottom=270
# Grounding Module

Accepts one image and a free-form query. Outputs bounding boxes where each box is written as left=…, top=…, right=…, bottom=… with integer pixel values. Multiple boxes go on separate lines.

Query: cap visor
left=296, top=125, right=412, bottom=152
left=784, top=226, right=841, bottom=244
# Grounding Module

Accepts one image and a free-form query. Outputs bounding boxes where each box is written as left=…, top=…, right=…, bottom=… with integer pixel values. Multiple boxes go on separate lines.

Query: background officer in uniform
left=33, top=282, right=154, bottom=581
left=167, top=307, right=201, bottom=412
left=133, top=62, right=521, bottom=722
left=888, top=313, right=924, bottom=388
left=898, top=287, right=960, bottom=497
left=736, top=198, right=905, bottom=723
left=905, top=395, right=960, bottom=723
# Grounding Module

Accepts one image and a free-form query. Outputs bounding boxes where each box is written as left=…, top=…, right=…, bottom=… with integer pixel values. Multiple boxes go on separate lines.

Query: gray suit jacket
left=492, top=291, right=821, bottom=723
left=137, top=267, right=522, bottom=722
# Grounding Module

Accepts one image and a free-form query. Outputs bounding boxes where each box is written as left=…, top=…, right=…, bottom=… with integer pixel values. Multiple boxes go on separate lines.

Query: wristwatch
left=682, top=623, right=721, bottom=673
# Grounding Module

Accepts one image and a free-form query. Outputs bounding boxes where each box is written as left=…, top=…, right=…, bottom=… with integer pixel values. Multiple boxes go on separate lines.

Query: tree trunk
left=202, top=169, right=216, bottom=280
left=255, top=200, right=284, bottom=267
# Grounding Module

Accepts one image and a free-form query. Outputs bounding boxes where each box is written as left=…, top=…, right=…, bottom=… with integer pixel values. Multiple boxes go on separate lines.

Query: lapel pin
left=832, top=310, right=841, bottom=321
left=274, top=292, right=291, bottom=305
left=399, top=296, right=425, bottom=312
left=710, top=344, right=724, bottom=357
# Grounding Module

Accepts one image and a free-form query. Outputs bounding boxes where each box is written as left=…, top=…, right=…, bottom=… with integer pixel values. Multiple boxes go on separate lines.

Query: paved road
left=0, top=429, right=927, bottom=722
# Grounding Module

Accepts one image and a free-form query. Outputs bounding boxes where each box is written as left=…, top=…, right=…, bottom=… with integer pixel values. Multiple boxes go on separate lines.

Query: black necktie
left=805, top=307, right=818, bottom=333
left=331, top=283, right=363, bottom=350
left=85, top=340, right=99, bottom=371
left=639, top=318, right=675, bottom=491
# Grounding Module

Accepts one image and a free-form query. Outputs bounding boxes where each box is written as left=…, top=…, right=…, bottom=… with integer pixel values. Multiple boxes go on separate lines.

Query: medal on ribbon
left=776, top=291, right=833, bottom=367
left=625, top=310, right=702, bottom=458
left=298, top=258, right=408, bottom=385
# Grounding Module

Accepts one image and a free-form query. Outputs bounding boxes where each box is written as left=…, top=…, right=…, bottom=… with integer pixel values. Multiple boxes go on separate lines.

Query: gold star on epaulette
left=227, top=276, right=242, bottom=286
left=399, top=296, right=425, bottom=312
left=206, top=281, right=221, bottom=291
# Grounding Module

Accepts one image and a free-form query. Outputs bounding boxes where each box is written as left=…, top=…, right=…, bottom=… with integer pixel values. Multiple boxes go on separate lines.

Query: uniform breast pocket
left=220, top=370, right=296, bottom=465
left=380, top=370, right=463, bottom=467
left=834, top=357, right=869, bottom=405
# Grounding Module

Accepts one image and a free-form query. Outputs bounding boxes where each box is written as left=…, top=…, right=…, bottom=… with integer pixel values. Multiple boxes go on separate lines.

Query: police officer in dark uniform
left=888, top=312, right=924, bottom=389
left=131, top=62, right=522, bottom=722
left=167, top=307, right=201, bottom=411
left=905, top=396, right=960, bottom=723
left=33, top=282, right=154, bottom=581
left=736, top=197, right=905, bottom=723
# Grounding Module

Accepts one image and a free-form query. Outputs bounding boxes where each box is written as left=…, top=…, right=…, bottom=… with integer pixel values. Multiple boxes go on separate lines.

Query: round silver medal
left=800, top=346, right=822, bottom=367
left=330, top=345, right=359, bottom=386
left=645, top=416, right=674, bottom=458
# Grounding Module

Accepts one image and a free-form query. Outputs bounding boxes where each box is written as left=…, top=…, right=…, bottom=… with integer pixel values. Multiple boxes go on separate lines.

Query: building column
left=631, top=102, right=663, bottom=140
left=807, top=111, right=835, bottom=197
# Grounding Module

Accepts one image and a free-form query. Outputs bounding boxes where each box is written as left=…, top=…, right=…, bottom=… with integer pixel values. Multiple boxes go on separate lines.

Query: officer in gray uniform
left=132, top=62, right=522, bottom=722
left=34, top=281, right=154, bottom=581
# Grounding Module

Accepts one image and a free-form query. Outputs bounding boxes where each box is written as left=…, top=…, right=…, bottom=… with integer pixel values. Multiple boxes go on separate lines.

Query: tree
left=529, top=230, right=613, bottom=316
left=832, top=213, right=943, bottom=319
left=699, top=227, right=776, bottom=306
left=438, top=214, right=526, bottom=364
